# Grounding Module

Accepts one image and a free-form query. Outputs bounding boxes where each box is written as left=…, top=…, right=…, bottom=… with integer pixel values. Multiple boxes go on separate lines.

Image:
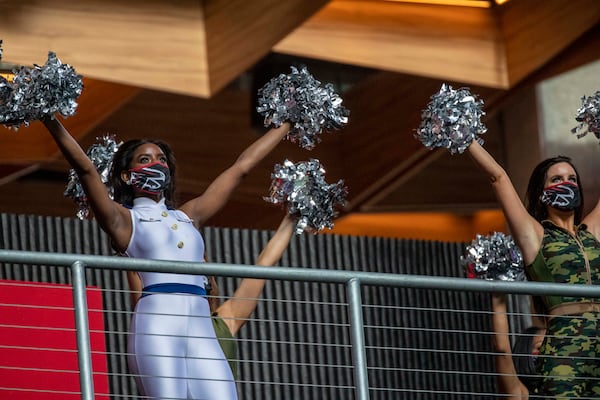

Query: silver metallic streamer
left=572, top=91, right=600, bottom=142
left=0, top=39, right=12, bottom=113
left=264, top=159, right=347, bottom=234
left=461, top=232, right=525, bottom=281
left=415, top=84, right=487, bottom=154
left=0, top=50, right=83, bottom=129
left=256, top=66, right=350, bottom=150
left=64, top=134, right=122, bottom=220
left=0, top=49, right=9, bottom=108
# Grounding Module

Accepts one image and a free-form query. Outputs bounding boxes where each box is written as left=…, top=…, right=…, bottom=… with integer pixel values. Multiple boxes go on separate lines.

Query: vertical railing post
left=71, top=260, right=95, bottom=400
left=347, top=278, right=370, bottom=400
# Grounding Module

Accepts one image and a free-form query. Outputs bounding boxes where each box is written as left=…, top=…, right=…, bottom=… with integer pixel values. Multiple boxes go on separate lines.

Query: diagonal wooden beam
left=339, top=71, right=504, bottom=212
left=0, top=164, right=40, bottom=186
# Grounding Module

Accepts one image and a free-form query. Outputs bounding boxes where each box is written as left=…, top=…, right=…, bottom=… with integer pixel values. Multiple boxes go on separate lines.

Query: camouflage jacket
left=526, top=220, right=600, bottom=310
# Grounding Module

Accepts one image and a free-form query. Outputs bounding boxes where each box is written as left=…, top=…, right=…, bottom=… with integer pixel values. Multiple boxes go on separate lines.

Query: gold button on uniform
left=177, top=241, right=184, bottom=249
left=171, top=223, right=178, bottom=230
left=161, top=211, right=168, bottom=217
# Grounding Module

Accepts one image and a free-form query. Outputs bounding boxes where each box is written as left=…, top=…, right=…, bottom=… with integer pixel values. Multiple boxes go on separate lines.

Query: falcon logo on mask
left=129, top=162, right=171, bottom=195
left=540, top=181, right=581, bottom=211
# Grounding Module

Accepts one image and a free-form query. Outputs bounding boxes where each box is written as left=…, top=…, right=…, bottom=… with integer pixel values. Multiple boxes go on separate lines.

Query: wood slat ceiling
left=0, top=0, right=599, bottom=234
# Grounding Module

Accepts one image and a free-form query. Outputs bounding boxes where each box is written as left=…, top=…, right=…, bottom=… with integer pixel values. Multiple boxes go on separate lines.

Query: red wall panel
left=0, top=280, right=109, bottom=399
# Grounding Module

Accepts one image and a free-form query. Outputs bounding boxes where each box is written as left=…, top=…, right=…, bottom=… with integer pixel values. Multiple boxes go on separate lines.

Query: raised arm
left=180, top=123, right=290, bottom=227
left=491, top=293, right=528, bottom=398
left=467, top=141, right=542, bottom=264
left=42, top=117, right=132, bottom=250
left=216, top=214, right=295, bottom=336
left=582, top=198, right=600, bottom=240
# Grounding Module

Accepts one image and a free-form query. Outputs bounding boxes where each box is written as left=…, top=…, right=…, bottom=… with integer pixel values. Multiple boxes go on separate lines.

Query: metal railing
left=1, top=249, right=600, bottom=400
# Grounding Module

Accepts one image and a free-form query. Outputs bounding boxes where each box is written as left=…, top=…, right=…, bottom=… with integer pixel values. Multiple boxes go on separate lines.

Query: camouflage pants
left=536, top=312, right=600, bottom=399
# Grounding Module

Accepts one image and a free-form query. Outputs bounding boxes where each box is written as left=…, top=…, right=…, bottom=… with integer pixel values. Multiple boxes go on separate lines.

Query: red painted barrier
left=0, top=280, right=109, bottom=399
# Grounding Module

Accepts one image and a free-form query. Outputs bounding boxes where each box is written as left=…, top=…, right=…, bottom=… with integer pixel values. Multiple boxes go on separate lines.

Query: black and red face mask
left=540, top=181, right=581, bottom=211
left=128, top=162, right=171, bottom=195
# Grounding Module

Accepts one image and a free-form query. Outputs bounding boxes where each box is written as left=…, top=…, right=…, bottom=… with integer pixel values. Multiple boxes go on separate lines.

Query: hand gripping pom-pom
left=460, top=232, right=525, bottom=281
left=571, top=91, right=600, bottom=143
left=256, top=66, right=350, bottom=150
left=0, top=46, right=83, bottom=129
left=64, top=134, right=122, bottom=220
left=264, top=159, right=348, bottom=234
left=415, top=84, right=487, bottom=154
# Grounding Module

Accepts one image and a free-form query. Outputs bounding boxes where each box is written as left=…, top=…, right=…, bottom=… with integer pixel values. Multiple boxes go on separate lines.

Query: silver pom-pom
left=256, top=66, right=350, bottom=150
left=415, top=84, right=486, bottom=154
left=0, top=49, right=83, bottom=129
left=461, top=232, right=525, bottom=281
left=0, top=40, right=14, bottom=114
left=264, top=159, right=347, bottom=234
left=64, top=134, right=121, bottom=220
left=571, top=91, right=600, bottom=142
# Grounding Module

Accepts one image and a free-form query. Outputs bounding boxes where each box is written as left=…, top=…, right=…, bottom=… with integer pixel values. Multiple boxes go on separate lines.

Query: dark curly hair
left=525, top=156, right=584, bottom=225
left=109, top=139, right=177, bottom=209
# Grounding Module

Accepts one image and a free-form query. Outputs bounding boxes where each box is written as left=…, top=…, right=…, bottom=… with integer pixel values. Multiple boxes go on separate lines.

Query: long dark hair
left=512, top=326, right=544, bottom=392
left=525, top=156, right=584, bottom=224
left=109, top=139, right=177, bottom=209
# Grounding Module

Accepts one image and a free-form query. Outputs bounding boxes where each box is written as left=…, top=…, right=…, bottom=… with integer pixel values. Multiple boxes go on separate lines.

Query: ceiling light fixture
left=382, top=0, right=492, bottom=8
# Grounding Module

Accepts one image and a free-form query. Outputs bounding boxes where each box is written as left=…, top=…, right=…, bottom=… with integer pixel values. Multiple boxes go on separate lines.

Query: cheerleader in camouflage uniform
left=467, top=145, right=600, bottom=399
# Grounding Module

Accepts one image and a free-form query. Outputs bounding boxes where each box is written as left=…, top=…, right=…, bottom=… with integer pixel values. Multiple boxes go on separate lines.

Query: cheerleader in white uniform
left=42, top=116, right=290, bottom=399
left=126, top=196, right=234, bottom=399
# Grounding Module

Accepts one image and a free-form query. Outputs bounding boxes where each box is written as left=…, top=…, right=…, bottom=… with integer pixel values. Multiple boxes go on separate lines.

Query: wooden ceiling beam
left=0, top=0, right=328, bottom=98
left=274, top=0, right=600, bottom=90
left=274, top=0, right=505, bottom=88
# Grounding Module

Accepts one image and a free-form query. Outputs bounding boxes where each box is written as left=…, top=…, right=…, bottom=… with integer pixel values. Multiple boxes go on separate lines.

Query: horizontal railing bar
left=1, top=250, right=599, bottom=297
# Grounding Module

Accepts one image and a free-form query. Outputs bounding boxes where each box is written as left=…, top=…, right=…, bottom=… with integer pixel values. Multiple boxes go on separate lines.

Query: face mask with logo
left=128, top=162, right=171, bottom=195
left=540, top=181, right=581, bottom=211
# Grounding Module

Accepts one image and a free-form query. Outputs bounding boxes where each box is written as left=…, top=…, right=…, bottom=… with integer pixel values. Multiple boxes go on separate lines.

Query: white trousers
left=128, top=293, right=238, bottom=400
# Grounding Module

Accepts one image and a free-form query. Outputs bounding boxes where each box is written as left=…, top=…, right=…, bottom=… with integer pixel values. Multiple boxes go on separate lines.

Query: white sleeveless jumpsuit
left=126, top=197, right=237, bottom=400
